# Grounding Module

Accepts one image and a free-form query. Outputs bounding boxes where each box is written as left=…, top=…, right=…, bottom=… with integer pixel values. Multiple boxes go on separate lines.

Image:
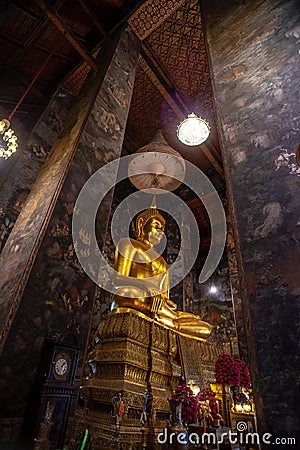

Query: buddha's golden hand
left=148, top=288, right=163, bottom=314
left=165, top=297, right=177, bottom=310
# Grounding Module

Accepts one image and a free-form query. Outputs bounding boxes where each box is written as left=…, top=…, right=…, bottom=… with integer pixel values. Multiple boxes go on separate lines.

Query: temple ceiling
left=0, top=0, right=225, bottom=232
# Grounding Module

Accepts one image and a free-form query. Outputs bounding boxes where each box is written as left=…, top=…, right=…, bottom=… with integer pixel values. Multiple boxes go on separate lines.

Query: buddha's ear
left=136, top=217, right=144, bottom=238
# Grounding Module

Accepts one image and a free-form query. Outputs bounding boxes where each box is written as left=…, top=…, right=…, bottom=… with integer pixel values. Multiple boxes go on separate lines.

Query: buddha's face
left=142, top=218, right=165, bottom=246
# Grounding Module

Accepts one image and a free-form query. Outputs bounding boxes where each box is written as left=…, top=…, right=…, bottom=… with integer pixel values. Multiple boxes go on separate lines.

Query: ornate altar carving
left=72, top=310, right=182, bottom=449
left=178, top=335, right=223, bottom=389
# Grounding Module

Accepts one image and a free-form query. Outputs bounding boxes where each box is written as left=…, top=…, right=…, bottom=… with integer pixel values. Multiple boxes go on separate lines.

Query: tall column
left=0, top=25, right=140, bottom=445
left=201, top=0, right=300, bottom=440
left=225, top=213, right=247, bottom=359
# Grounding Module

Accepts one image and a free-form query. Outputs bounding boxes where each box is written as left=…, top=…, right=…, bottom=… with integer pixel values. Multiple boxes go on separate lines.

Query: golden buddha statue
left=111, top=206, right=212, bottom=340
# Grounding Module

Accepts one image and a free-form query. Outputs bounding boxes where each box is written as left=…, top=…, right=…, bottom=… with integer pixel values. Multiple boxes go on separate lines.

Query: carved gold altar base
left=72, top=309, right=224, bottom=448
left=178, top=336, right=223, bottom=390
left=209, top=383, right=233, bottom=427
left=72, top=309, right=182, bottom=449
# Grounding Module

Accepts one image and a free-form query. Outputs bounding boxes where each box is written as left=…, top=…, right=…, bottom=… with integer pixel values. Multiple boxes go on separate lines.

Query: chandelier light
left=177, top=113, right=210, bottom=146
left=0, top=119, right=18, bottom=159
left=0, top=48, right=55, bottom=160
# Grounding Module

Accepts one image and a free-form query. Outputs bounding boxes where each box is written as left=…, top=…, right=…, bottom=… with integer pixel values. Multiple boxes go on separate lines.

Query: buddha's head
left=136, top=207, right=165, bottom=246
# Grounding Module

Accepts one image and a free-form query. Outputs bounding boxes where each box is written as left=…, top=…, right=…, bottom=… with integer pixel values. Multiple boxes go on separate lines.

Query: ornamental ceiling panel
left=129, top=0, right=187, bottom=41
left=35, top=23, right=69, bottom=53
left=127, top=0, right=221, bottom=172
left=123, top=65, right=165, bottom=153
left=145, top=0, right=214, bottom=118
left=0, top=7, right=39, bottom=45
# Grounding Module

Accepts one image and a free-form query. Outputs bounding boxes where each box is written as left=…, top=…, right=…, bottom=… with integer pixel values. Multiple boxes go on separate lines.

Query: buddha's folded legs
left=174, top=313, right=213, bottom=338
left=111, top=288, right=213, bottom=340
left=111, top=286, right=152, bottom=315
left=176, top=320, right=213, bottom=338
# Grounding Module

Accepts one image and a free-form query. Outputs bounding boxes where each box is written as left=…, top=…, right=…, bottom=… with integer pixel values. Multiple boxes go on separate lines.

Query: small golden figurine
left=111, top=205, right=212, bottom=340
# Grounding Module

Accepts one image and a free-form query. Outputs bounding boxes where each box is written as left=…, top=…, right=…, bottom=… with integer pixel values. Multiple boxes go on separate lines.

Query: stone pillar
left=0, top=25, right=140, bottom=446
left=225, top=214, right=246, bottom=358
left=201, top=0, right=300, bottom=440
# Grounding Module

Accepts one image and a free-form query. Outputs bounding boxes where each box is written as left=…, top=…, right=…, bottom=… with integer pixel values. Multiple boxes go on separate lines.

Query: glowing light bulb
left=0, top=119, right=19, bottom=159
left=0, top=119, right=10, bottom=134
left=177, top=113, right=210, bottom=146
left=4, top=129, right=14, bottom=141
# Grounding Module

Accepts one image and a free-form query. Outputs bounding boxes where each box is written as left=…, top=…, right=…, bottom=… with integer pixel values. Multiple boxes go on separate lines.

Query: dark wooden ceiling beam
left=139, top=55, right=185, bottom=120
left=77, top=0, right=108, bottom=38
left=141, top=42, right=188, bottom=113
left=16, top=0, right=66, bottom=19
left=62, top=0, right=147, bottom=89
left=122, top=131, right=141, bottom=154
left=23, top=21, right=48, bottom=49
left=205, top=139, right=223, bottom=166
left=1, top=32, right=73, bottom=65
left=200, top=144, right=224, bottom=178
left=141, top=43, right=176, bottom=92
left=34, top=0, right=98, bottom=71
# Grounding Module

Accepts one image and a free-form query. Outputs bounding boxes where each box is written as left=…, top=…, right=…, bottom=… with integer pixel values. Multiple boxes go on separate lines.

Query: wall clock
left=53, top=351, right=71, bottom=380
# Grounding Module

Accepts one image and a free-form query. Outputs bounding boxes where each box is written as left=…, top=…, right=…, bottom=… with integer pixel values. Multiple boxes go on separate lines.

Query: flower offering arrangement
left=171, top=383, right=199, bottom=425
left=214, top=353, right=251, bottom=388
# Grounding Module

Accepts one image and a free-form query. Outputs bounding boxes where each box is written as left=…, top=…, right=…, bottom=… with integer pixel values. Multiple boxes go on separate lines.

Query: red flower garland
left=215, top=354, right=251, bottom=388
left=172, top=384, right=199, bottom=425
left=234, top=357, right=251, bottom=389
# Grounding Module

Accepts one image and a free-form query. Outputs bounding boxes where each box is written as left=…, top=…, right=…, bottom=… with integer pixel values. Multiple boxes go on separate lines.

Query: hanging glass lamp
left=177, top=113, right=210, bottom=146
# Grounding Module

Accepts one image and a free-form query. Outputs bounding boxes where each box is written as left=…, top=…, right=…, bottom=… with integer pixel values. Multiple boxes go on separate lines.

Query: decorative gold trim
left=111, top=307, right=155, bottom=322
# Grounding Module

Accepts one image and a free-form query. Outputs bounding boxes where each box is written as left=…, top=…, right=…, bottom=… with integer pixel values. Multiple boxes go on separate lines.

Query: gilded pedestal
left=73, top=310, right=182, bottom=449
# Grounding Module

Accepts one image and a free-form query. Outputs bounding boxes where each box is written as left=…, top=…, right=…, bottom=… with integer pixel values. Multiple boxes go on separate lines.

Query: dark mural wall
left=0, top=26, right=140, bottom=445
left=201, top=0, right=300, bottom=439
